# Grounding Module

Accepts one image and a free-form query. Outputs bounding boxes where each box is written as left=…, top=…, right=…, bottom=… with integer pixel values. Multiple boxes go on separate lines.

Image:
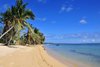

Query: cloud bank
left=60, top=32, right=100, bottom=39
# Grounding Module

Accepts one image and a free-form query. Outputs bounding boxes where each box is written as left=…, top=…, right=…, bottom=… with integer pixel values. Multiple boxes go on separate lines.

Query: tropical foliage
left=0, top=0, right=45, bottom=45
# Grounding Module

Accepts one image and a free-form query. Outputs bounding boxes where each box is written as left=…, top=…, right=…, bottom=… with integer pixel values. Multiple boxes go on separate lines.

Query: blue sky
left=0, top=0, right=100, bottom=43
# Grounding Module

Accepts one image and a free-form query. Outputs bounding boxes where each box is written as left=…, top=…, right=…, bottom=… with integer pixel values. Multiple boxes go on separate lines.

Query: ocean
left=44, top=43, right=100, bottom=67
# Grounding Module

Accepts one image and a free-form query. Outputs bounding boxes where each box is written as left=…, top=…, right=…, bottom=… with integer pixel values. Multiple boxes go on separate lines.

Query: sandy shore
left=0, top=44, right=68, bottom=67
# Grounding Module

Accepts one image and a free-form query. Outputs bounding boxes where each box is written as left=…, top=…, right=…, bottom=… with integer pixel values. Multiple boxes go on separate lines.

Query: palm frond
left=23, top=22, right=41, bottom=42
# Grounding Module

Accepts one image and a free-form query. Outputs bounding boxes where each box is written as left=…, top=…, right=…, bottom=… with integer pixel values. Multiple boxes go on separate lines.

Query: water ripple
left=70, top=50, right=100, bottom=59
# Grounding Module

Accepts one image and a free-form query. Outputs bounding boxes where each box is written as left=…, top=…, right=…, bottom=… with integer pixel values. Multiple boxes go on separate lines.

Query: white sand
left=0, top=43, right=26, bottom=57
left=0, top=44, right=69, bottom=67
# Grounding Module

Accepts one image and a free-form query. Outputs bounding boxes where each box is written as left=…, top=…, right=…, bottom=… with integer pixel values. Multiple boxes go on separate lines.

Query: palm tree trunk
left=3, top=22, right=8, bottom=43
left=7, top=36, right=12, bottom=45
left=0, top=26, right=14, bottom=39
left=7, top=29, right=13, bottom=45
left=3, top=23, right=6, bottom=43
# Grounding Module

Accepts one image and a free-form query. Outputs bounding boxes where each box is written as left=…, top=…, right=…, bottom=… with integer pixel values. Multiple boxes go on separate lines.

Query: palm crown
left=0, top=0, right=45, bottom=45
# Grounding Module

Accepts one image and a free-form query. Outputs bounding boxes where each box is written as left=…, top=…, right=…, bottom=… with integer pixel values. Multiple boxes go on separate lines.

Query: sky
left=0, top=0, right=100, bottom=43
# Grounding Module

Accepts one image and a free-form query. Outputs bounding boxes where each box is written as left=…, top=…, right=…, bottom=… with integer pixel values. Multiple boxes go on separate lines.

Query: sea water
left=44, top=43, right=100, bottom=67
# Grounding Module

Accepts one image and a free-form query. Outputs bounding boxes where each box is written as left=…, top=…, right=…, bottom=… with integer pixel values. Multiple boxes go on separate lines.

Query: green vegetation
left=0, top=0, right=45, bottom=45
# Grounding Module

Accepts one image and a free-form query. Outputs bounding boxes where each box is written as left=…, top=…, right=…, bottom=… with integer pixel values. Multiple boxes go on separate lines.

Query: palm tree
left=26, top=24, right=34, bottom=44
left=0, top=10, right=12, bottom=38
left=34, top=28, right=45, bottom=44
left=0, top=0, right=39, bottom=45
left=25, top=24, right=41, bottom=45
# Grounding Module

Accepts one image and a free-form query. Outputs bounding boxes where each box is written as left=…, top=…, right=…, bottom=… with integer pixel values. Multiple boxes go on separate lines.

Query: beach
left=0, top=44, right=68, bottom=67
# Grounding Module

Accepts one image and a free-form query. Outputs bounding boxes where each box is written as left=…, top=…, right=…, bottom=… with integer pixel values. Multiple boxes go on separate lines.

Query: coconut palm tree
left=26, top=24, right=34, bottom=44
left=0, top=0, right=40, bottom=45
left=0, top=10, right=14, bottom=45
left=34, top=28, right=45, bottom=44
left=25, top=24, right=41, bottom=45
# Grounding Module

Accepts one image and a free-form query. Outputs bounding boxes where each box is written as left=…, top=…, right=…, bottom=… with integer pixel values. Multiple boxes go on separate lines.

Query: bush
left=0, top=41, right=4, bottom=43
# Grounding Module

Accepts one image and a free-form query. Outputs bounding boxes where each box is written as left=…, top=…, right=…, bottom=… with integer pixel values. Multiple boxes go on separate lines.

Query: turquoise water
left=44, top=43, right=100, bottom=67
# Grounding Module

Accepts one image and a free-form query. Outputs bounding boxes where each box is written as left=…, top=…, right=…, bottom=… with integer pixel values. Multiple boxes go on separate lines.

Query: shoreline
left=44, top=46, right=98, bottom=67
left=0, top=45, right=68, bottom=67
left=45, top=47, right=78, bottom=67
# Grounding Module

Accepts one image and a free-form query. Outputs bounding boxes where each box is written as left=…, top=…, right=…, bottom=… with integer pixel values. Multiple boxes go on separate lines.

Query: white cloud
left=3, top=4, right=9, bottom=9
left=61, top=6, right=65, bottom=11
left=60, top=35, right=64, bottom=38
left=60, top=32, right=100, bottom=39
left=37, top=0, right=47, bottom=3
left=83, top=36, right=87, bottom=38
left=59, top=6, right=66, bottom=13
left=59, top=6, right=73, bottom=13
left=52, top=21, right=56, bottom=23
left=45, top=35, right=50, bottom=37
left=37, top=18, right=46, bottom=21
left=79, top=20, right=87, bottom=24
left=60, top=34, right=76, bottom=38
left=42, top=18, right=46, bottom=21
left=67, top=7, right=73, bottom=12
left=83, top=40, right=86, bottom=42
left=92, top=39, right=95, bottom=42
left=45, top=34, right=56, bottom=38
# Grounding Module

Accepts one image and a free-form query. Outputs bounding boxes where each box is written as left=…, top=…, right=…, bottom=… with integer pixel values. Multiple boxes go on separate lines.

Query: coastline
left=45, top=47, right=79, bottom=67
left=0, top=45, right=68, bottom=67
left=44, top=45, right=98, bottom=67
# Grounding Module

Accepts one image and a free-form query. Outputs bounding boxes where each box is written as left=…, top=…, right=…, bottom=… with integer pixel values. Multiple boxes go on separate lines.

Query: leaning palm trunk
left=7, top=36, right=12, bottom=45
left=0, top=26, right=14, bottom=39
left=3, top=23, right=8, bottom=43
left=7, top=28, right=13, bottom=45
